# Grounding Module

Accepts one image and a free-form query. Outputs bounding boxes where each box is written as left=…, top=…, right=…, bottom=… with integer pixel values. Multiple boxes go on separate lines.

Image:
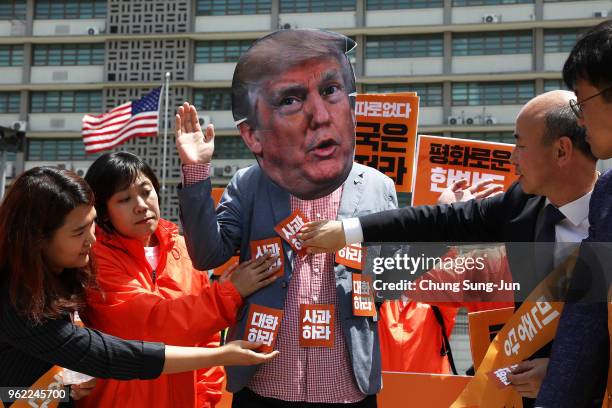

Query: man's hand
left=298, top=220, right=346, bottom=254
left=437, top=178, right=504, bottom=205
left=69, top=378, right=97, bottom=400
left=507, top=358, right=549, bottom=398
left=175, top=102, right=214, bottom=165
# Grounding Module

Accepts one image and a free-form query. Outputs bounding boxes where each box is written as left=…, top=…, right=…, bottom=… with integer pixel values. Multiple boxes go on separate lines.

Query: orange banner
left=7, top=366, right=64, bottom=408
left=377, top=372, right=471, bottom=408
left=451, top=250, right=578, bottom=408
left=412, top=135, right=517, bottom=206
left=468, top=307, right=515, bottom=371
left=355, top=93, right=419, bottom=193
left=211, top=187, right=225, bottom=206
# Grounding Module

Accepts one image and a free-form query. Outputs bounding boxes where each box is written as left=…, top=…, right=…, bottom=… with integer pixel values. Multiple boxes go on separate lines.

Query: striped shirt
left=182, top=163, right=365, bottom=403
left=0, top=281, right=165, bottom=387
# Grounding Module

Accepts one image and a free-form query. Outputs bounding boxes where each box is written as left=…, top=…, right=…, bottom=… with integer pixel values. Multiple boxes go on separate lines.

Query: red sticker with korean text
left=274, top=210, right=309, bottom=256
left=250, top=237, right=284, bottom=278
left=336, top=243, right=366, bottom=270
left=352, top=273, right=377, bottom=317
left=299, top=304, right=335, bottom=348
left=487, top=364, right=519, bottom=389
left=243, top=304, right=284, bottom=353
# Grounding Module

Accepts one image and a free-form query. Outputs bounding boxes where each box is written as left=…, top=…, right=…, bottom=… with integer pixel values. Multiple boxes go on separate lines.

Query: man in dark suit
left=536, top=20, right=612, bottom=408
left=300, top=90, right=601, bottom=407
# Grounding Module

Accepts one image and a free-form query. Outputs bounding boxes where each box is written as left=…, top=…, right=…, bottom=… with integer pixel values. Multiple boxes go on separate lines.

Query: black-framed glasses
left=569, top=85, right=612, bottom=119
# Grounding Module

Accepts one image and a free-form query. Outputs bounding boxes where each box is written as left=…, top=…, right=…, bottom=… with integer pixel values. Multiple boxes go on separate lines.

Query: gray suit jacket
left=178, top=162, right=397, bottom=395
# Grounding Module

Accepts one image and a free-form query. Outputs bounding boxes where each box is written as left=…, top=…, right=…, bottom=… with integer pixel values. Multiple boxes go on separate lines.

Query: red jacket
left=78, top=219, right=243, bottom=408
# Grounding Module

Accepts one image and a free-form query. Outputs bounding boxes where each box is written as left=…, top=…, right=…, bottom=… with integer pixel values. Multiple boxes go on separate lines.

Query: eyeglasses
left=569, top=85, right=612, bottom=119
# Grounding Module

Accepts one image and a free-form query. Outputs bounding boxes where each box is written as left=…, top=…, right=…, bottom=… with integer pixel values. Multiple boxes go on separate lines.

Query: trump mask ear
left=238, top=122, right=263, bottom=156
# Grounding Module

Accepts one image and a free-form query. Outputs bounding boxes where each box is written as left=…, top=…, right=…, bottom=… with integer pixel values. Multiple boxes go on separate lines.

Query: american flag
left=81, top=87, right=161, bottom=154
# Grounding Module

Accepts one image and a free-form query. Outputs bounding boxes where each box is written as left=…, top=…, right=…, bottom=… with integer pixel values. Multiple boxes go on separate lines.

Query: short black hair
left=563, top=20, right=612, bottom=102
left=543, top=105, right=595, bottom=161
left=85, top=152, right=160, bottom=233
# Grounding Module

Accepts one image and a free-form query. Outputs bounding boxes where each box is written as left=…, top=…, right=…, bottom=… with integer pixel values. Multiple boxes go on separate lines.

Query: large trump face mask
left=232, top=29, right=357, bottom=200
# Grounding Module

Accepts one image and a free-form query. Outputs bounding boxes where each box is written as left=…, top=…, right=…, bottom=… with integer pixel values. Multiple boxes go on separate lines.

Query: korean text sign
left=412, top=135, right=517, bottom=206
left=355, top=93, right=419, bottom=193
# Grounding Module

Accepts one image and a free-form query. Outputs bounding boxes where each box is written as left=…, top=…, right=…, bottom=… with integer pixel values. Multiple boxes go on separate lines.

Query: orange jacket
left=379, top=300, right=458, bottom=374
left=379, top=246, right=514, bottom=374
left=78, top=219, right=243, bottom=408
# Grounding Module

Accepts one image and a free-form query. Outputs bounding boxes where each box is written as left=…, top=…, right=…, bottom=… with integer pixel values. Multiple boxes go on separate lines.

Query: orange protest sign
left=336, top=243, right=365, bottom=270
left=7, top=366, right=64, bottom=408
left=352, top=273, right=376, bottom=317
left=274, top=210, right=309, bottom=256
left=211, top=187, right=225, bottom=206
left=412, top=135, right=517, bottom=206
left=468, top=307, right=515, bottom=371
left=355, top=93, right=419, bottom=193
left=244, top=304, right=283, bottom=353
left=299, top=304, right=335, bottom=348
left=377, top=372, right=471, bottom=408
left=250, top=237, right=284, bottom=279
left=451, top=250, right=578, bottom=408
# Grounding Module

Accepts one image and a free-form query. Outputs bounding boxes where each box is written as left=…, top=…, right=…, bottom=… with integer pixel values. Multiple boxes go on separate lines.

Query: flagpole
left=161, top=72, right=170, bottom=215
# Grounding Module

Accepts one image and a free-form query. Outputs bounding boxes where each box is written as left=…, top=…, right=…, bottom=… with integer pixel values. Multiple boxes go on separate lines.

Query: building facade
left=1, top=0, right=611, bottom=221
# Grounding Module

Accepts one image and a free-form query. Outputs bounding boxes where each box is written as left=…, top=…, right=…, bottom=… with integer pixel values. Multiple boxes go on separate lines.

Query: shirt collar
left=545, top=191, right=592, bottom=227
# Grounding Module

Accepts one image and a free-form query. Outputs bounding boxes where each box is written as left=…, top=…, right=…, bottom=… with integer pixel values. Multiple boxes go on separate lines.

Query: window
left=453, top=31, right=532, bottom=56
left=30, top=91, right=102, bottom=113
left=452, top=131, right=515, bottom=144
left=0, top=0, right=26, bottom=19
left=197, top=0, right=271, bottom=15
left=195, top=40, right=253, bottom=63
left=366, top=35, right=443, bottom=58
left=543, top=79, right=569, bottom=92
left=453, top=0, right=532, bottom=5
left=366, top=0, right=442, bottom=9
left=35, top=0, right=107, bottom=19
left=0, top=45, right=23, bottom=66
left=0, top=92, right=20, bottom=113
left=452, top=81, right=535, bottom=105
left=213, top=137, right=253, bottom=159
left=27, top=139, right=100, bottom=161
left=33, top=44, right=105, bottom=66
left=194, top=88, right=232, bottom=111
left=544, top=28, right=586, bottom=53
left=363, top=83, right=443, bottom=106
left=280, top=0, right=355, bottom=13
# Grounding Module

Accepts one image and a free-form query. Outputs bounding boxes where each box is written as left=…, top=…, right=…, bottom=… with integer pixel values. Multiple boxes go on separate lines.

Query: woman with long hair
left=0, top=167, right=277, bottom=404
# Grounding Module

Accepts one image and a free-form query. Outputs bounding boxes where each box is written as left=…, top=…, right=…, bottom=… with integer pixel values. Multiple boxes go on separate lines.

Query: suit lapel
left=265, top=175, right=296, bottom=270
left=509, top=195, right=546, bottom=241
left=338, top=164, right=366, bottom=219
